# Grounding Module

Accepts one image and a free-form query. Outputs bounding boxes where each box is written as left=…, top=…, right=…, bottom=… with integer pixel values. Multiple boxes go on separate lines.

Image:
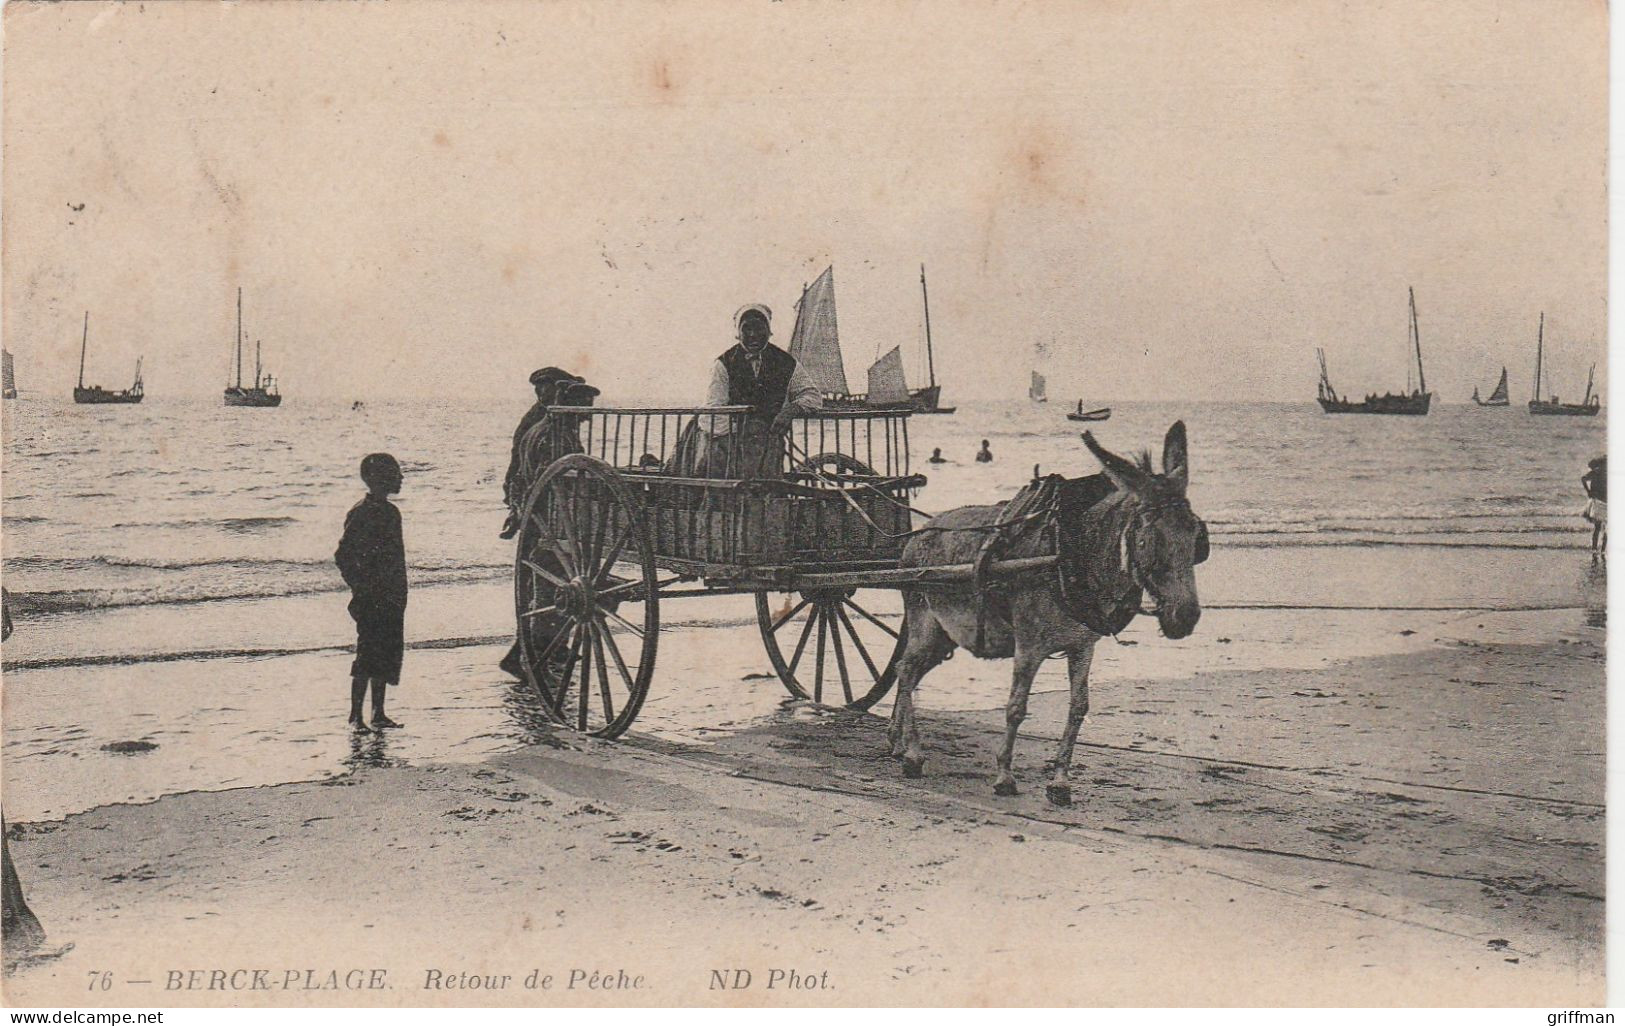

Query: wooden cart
left=511, top=404, right=951, bottom=738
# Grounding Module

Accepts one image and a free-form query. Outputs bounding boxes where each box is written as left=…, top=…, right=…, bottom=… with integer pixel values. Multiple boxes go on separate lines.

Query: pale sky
left=2, top=0, right=1608, bottom=403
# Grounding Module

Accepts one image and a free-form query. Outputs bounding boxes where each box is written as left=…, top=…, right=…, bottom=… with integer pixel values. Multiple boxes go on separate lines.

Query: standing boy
left=335, top=452, right=407, bottom=731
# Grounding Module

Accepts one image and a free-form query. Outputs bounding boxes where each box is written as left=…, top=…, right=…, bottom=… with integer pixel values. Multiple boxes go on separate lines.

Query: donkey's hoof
left=887, top=737, right=905, bottom=759
left=993, top=779, right=1019, bottom=798
left=1045, top=783, right=1073, bottom=807
left=901, top=757, right=925, bottom=779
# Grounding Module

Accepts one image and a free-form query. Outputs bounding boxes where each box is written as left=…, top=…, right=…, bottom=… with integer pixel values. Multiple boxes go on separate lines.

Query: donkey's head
left=1081, top=422, right=1205, bottom=639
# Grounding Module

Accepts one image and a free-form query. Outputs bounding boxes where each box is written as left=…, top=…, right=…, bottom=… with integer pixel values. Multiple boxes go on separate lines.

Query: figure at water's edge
left=335, top=454, right=408, bottom=732
left=1582, top=455, right=1606, bottom=561
left=1, top=589, right=47, bottom=961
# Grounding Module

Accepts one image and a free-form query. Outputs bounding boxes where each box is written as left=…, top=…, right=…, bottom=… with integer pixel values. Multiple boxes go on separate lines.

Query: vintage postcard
left=0, top=0, right=1607, bottom=1009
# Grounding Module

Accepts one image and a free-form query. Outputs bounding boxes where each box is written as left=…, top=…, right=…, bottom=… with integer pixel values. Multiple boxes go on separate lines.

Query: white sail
left=2, top=349, right=14, bottom=397
left=1029, top=370, right=1047, bottom=402
left=866, top=346, right=910, bottom=404
left=787, top=266, right=849, bottom=395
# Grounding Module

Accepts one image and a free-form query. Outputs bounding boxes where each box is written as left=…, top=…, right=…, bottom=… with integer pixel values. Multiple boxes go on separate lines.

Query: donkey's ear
left=1162, top=421, right=1189, bottom=489
left=1082, top=432, right=1148, bottom=492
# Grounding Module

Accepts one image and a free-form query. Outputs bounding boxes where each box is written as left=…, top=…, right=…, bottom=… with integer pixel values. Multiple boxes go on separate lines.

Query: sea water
left=1, top=396, right=1605, bottom=616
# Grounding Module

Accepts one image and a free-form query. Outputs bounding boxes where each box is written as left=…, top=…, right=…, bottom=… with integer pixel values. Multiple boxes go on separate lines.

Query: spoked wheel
left=755, top=588, right=905, bottom=710
left=514, top=454, right=658, bottom=739
left=795, top=451, right=874, bottom=482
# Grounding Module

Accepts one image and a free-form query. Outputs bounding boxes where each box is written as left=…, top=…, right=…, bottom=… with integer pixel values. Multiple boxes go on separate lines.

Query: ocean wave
left=107, top=515, right=298, bottom=533
left=1216, top=536, right=1587, bottom=551
left=4, top=565, right=510, bottom=615
left=1214, top=522, right=1585, bottom=538
left=3, top=554, right=510, bottom=574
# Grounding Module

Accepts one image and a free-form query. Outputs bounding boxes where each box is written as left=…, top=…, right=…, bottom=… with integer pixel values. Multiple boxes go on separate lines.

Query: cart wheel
left=514, top=454, right=658, bottom=739
left=755, top=588, right=905, bottom=710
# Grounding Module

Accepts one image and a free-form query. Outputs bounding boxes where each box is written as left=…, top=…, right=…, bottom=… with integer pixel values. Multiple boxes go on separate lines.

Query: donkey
left=887, top=422, right=1206, bottom=805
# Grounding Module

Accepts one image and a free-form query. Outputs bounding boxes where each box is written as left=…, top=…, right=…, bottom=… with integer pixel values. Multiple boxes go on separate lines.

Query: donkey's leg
left=887, top=593, right=931, bottom=756
left=993, top=645, right=1046, bottom=797
left=895, top=602, right=954, bottom=779
left=1046, top=640, right=1097, bottom=807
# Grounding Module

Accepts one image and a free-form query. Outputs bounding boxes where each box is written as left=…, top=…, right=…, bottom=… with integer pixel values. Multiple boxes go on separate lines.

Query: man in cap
left=498, top=377, right=599, bottom=680
left=697, top=303, right=822, bottom=475
left=500, top=367, right=581, bottom=539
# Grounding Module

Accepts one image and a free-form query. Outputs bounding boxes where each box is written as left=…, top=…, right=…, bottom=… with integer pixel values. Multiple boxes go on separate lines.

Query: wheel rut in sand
left=608, top=702, right=1602, bottom=964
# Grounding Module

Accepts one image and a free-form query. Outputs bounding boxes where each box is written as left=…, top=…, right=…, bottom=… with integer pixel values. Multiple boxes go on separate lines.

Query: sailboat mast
left=235, top=287, right=245, bottom=388
left=920, top=264, right=936, bottom=389
left=78, top=311, right=88, bottom=389
left=1534, top=312, right=1544, bottom=402
left=255, top=341, right=261, bottom=390
left=1409, top=286, right=1426, bottom=395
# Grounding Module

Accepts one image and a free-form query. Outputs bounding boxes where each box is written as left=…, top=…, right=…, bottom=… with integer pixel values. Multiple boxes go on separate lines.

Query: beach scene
left=0, top=0, right=1609, bottom=1010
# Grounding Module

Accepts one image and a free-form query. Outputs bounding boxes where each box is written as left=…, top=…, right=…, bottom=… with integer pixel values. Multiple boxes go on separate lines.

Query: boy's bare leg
left=370, top=678, right=403, bottom=729
left=348, top=676, right=373, bottom=731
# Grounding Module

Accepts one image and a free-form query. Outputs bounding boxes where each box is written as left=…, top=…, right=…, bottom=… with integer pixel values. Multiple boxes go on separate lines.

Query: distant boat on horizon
left=1029, top=370, right=1047, bottom=403
left=1472, top=367, right=1510, bottom=406
left=1067, top=401, right=1110, bottom=422
left=73, top=312, right=144, bottom=405
left=223, top=287, right=282, bottom=408
left=1527, top=312, right=1599, bottom=417
left=3, top=348, right=15, bottom=400
left=1315, top=286, right=1431, bottom=416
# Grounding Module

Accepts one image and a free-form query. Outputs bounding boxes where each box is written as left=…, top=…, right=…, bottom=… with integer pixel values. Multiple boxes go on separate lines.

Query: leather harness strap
left=972, top=476, right=1058, bottom=652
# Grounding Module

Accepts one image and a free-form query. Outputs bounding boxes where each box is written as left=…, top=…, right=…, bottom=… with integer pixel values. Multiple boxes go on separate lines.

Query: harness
left=971, top=475, right=1209, bottom=650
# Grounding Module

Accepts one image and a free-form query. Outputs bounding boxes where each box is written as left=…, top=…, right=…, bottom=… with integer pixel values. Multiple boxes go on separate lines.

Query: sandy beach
left=1, top=592, right=1603, bottom=1007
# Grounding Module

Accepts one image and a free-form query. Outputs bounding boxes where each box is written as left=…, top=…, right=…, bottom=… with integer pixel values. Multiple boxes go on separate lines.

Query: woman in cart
left=677, top=303, right=823, bottom=477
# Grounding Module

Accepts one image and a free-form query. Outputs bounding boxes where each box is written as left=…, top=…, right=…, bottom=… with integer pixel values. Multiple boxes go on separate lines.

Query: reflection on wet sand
left=1581, top=562, right=1606, bottom=629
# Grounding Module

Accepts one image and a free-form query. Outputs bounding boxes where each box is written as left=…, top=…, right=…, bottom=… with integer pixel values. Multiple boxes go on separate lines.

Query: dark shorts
left=350, top=601, right=405, bottom=683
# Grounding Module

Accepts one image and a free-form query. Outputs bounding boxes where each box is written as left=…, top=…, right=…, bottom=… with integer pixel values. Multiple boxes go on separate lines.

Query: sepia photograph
left=0, top=0, right=1608, bottom=1008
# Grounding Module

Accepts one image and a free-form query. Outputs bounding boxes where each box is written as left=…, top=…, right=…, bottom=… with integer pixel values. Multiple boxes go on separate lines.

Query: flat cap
left=529, top=366, right=580, bottom=387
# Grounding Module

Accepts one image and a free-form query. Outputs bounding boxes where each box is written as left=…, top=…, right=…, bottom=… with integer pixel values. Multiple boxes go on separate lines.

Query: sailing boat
left=72, top=312, right=144, bottom=404
left=3, top=349, right=16, bottom=399
left=1029, top=370, right=1047, bottom=403
left=789, top=265, right=954, bottom=414
left=1315, top=286, right=1431, bottom=415
left=223, top=288, right=282, bottom=408
left=1472, top=367, right=1510, bottom=407
left=908, top=265, right=952, bottom=413
left=1528, top=312, right=1599, bottom=416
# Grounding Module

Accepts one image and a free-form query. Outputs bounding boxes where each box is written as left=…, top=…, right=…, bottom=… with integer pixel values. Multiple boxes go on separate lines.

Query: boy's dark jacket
left=335, top=494, right=407, bottom=613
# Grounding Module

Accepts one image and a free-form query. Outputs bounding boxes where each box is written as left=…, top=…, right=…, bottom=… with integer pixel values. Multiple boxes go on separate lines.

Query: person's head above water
left=734, top=304, right=773, bottom=354
left=360, top=452, right=402, bottom=495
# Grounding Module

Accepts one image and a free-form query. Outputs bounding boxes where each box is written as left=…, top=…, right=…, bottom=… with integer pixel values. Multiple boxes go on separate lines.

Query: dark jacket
left=335, top=494, right=407, bottom=612
left=720, top=343, right=797, bottom=422
left=504, top=399, right=551, bottom=504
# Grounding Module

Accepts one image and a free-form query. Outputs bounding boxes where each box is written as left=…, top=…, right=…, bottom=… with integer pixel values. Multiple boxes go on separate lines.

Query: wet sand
left=1, top=621, right=1603, bottom=1006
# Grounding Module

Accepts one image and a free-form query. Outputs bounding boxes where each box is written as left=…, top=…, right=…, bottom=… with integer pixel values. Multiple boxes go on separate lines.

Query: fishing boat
left=789, top=265, right=954, bottom=414
left=1528, top=312, right=1599, bottom=416
left=1472, top=367, right=1510, bottom=406
left=1315, top=287, right=1431, bottom=415
left=3, top=349, right=16, bottom=399
left=72, top=312, right=144, bottom=405
left=1029, top=370, right=1047, bottom=403
left=223, top=288, right=282, bottom=408
left=1067, top=402, right=1111, bottom=422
